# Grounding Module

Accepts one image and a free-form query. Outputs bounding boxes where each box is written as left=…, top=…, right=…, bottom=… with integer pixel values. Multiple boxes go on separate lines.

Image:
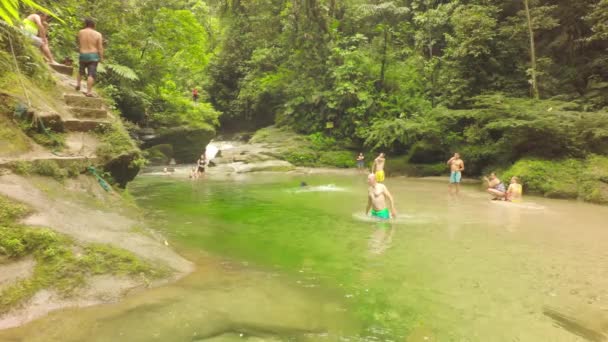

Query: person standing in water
left=371, top=153, right=386, bottom=183
left=76, top=18, right=103, bottom=97
left=356, top=153, right=365, bottom=171
left=22, top=13, right=58, bottom=64
left=196, top=153, right=206, bottom=178
left=366, top=173, right=397, bottom=220
left=447, top=152, right=464, bottom=195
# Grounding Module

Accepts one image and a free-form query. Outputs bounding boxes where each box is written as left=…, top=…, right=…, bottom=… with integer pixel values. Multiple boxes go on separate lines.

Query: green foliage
left=95, top=121, right=140, bottom=164
left=0, top=0, right=54, bottom=26
left=502, top=158, right=582, bottom=198
left=144, top=144, right=173, bottom=165
left=502, top=155, right=608, bottom=203
left=9, top=159, right=69, bottom=181
left=0, top=195, right=29, bottom=225
left=0, top=194, right=164, bottom=313
left=280, top=148, right=318, bottom=167
left=317, top=151, right=355, bottom=168
left=0, top=225, right=164, bottom=312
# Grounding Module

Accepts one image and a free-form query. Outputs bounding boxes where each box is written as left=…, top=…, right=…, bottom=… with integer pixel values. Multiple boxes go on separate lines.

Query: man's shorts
left=79, top=61, right=98, bottom=78
left=371, top=208, right=390, bottom=220
left=79, top=53, right=100, bottom=78
left=24, top=31, right=43, bottom=47
left=450, top=171, right=462, bottom=184
left=375, top=170, right=385, bottom=182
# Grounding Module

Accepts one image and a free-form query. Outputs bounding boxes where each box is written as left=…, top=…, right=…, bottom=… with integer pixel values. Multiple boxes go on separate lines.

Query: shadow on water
left=543, top=305, right=608, bottom=342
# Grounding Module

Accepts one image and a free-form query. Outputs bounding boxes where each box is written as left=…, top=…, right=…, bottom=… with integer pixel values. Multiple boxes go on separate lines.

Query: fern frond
left=97, top=62, right=139, bottom=81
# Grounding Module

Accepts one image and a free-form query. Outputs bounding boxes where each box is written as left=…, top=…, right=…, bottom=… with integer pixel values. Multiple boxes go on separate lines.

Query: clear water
left=2, top=173, right=608, bottom=341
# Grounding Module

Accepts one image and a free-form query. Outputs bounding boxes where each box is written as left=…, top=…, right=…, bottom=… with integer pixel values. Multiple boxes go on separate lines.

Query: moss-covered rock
left=104, top=152, right=143, bottom=188
left=501, top=156, right=608, bottom=203
left=502, top=158, right=582, bottom=199
left=579, top=155, right=608, bottom=204
left=145, top=144, right=173, bottom=165
left=143, top=126, right=215, bottom=163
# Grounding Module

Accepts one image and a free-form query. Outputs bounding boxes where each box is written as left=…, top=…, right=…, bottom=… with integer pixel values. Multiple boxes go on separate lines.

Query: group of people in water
left=363, top=152, right=524, bottom=221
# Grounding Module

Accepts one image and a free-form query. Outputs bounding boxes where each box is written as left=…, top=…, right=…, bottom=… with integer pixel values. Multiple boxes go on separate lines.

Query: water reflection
left=368, top=223, right=395, bottom=256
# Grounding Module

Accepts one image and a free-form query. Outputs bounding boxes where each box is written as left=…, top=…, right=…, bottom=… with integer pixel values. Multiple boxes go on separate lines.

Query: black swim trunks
left=79, top=61, right=98, bottom=78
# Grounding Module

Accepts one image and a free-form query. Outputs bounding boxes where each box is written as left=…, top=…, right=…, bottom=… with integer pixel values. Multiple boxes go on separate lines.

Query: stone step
left=64, top=94, right=104, bottom=109
left=68, top=106, right=107, bottom=119
left=50, top=63, right=73, bottom=76
left=64, top=119, right=111, bottom=132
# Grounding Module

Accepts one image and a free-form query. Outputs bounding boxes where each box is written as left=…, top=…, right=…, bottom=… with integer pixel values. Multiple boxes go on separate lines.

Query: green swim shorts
left=371, top=208, right=390, bottom=220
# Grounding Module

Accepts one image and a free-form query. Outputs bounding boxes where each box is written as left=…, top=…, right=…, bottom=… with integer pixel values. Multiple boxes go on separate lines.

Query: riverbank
left=0, top=66, right=193, bottom=329
left=202, top=126, right=608, bottom=205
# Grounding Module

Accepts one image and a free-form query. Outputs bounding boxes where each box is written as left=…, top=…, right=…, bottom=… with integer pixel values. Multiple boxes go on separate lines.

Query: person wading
left=365, top=173, right=397, bottom=220
left=447, top=152, right=465, bottom=195
left=76, top=18, right=103, bottom=97
left=372, top=153, right=386, bottom=183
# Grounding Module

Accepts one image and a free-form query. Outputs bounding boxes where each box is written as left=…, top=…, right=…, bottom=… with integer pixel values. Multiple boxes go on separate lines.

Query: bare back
left=78, top=28, right=103, bottom=55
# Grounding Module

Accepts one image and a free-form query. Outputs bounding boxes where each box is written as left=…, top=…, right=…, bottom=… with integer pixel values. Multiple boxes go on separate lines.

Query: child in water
left=506, top=176, right=523, bottom=202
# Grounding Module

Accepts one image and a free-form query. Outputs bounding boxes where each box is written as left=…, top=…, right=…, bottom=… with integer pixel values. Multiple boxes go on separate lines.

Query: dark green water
left=2, top=172, right=608, bottom=341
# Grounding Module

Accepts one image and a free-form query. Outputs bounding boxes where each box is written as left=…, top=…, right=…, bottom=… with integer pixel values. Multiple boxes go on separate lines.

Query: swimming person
left=447, top=152, right=465, bottom=195
left=484, top=172, right=506, bottom=200
left=372, top=153, right=386, bottom=183
left=506, top=176, right=523, bottom=202
left=76, top=18, right=103, bottom=97
left=365, top=173, right=397, bottom=220
left=356, top=153, right=365, bottom=171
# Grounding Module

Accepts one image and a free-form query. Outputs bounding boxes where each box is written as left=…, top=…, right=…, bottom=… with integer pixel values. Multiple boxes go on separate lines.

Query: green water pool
left=2, top=172, right=608, bottom=341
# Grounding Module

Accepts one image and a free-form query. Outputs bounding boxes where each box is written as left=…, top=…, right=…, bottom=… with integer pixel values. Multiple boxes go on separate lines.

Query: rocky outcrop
left=104, top=152, right=141, bottom=188
left=143, top=126, right=215, bottom=163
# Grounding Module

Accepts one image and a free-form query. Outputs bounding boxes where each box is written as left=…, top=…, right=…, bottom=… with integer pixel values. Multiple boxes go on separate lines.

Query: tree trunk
left=524, top=0, right=540, bottom=99
left=379, top=27, right=389, bottom=89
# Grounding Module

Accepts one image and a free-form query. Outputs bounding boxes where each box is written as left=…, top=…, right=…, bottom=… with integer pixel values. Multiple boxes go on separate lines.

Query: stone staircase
left=63, top=94, right=111, bottom=132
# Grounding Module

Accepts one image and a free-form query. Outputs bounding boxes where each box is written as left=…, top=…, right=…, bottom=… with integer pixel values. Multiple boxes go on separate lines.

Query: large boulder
left=144, top=144, right=173, bottom=165
left=104, top=152, right=141, bottom=188
left=143, top=126, right=215, bottom=163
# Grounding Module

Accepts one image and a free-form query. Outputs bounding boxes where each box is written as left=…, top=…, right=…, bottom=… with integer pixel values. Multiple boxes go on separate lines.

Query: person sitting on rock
left=22, top=13, right=58, bottom=64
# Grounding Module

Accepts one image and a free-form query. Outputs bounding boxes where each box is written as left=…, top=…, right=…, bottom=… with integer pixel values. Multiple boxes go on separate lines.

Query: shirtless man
left=447, top=152, right=465, bottom=195
left=76, top=18, right=103, bottom=97
left=22, top=13, right=57, bottom=64
left=365, top=173, right=396, bottom=220
left=371, top=153, right=386, bottom=183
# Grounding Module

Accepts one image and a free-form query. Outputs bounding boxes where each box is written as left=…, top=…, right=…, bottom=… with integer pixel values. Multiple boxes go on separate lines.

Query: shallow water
left=2, top=173, right=608, bottom=341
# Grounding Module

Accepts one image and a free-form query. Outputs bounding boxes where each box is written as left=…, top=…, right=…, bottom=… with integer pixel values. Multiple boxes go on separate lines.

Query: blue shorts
left=450, top=171, right=461, bottom=184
